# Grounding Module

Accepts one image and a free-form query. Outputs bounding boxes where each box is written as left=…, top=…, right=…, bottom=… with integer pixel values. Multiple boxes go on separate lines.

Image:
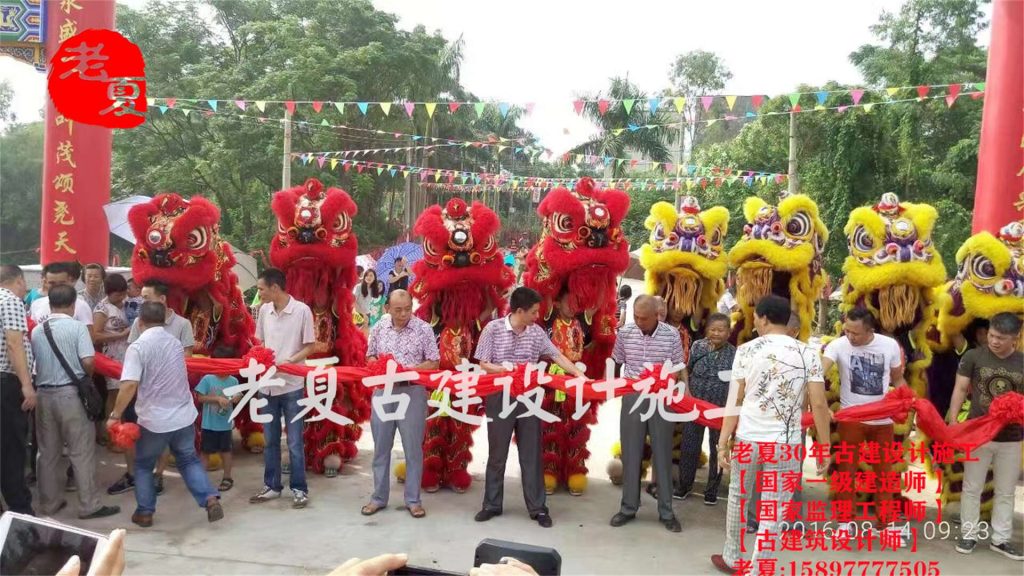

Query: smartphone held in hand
left=0, top=512, right=110, bottom=576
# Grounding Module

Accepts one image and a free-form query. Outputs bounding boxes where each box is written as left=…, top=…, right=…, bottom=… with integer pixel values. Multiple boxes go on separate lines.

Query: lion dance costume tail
left=523, top=177, right=630, bottom=496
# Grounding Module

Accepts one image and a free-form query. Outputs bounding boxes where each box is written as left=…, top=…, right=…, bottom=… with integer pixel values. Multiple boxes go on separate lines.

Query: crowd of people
left=0, top=260, right=1021, bottom=574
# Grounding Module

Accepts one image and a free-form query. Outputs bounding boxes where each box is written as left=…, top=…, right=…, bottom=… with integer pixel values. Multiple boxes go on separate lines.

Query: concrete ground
left=36, top=397, right=1024, bottom=576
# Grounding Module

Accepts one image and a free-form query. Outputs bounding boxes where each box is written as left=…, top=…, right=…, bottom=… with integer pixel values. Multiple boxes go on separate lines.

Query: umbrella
left=103, top=196, right=258, bottom=289
left=375, top=242, right=423, bottom=292
left=356, top=254, right=377, bottom=273
left=103, top=196, right=152, bottom=244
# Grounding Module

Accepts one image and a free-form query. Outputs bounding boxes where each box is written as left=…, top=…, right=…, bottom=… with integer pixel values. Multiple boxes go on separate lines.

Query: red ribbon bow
left=637, top=364, right=674, bottom=395
left=365, top=354, right=401, bottom=378
left=506, top=364, right=540, bottom=398
left=989, top=392, right=1024, bottom=424
left=241, top=346, right=276, bottom=376
left=108, top=421, right=141, bottom=449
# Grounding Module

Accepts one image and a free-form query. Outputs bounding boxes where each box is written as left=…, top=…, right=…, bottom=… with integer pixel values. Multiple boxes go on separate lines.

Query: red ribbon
left=91, top=352, right=1024, bottom=450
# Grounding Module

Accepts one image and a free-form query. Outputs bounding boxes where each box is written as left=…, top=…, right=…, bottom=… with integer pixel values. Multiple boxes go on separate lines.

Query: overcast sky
left=1, top=0, right=991, bottom=155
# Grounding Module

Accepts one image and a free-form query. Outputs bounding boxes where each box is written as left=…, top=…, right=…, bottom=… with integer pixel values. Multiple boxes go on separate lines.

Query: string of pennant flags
left=417, top=175, right=786, bottom=197
left=148, top=89, right=982, bottom=155
left=145, top=101, right=543, bottom=152
left=291, top=140, right=539, bottom=159
left=147, top=97, right=529, bottom=119
left=575, top=81, right=985, bottom=116
left=148, top=81, right=982, bottom=119
left=291, top=153, right=786, bottom=191
left=593, top=90, right=985, bottom=138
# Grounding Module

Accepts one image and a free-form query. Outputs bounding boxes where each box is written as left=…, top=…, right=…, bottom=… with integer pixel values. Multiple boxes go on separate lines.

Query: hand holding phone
left=0, top=513, right=116, bottom=576
left=56, top=529, right=126, bottom=576
left=469, top=558, right=539, bottom=576
left=326, top=553, right=408, bottom=576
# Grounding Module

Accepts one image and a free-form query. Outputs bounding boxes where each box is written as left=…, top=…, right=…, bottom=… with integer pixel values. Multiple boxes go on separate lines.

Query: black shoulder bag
left=43, top=320, right=105, bottom=421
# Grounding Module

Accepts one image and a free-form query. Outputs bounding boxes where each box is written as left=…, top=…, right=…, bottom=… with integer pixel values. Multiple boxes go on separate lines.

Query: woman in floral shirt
left=677, top=313, right=736, bottom=504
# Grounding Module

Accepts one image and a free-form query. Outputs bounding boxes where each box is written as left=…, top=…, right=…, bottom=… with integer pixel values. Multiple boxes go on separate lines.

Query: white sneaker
left=292, top=489, right=309, bottom=509
left=249, top=486, right=281, bottom=504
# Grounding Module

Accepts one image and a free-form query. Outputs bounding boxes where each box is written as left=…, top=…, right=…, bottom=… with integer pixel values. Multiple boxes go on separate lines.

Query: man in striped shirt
left=473, top=287, right=584, bottom=528
left=609, top=294, right=685, bottom=533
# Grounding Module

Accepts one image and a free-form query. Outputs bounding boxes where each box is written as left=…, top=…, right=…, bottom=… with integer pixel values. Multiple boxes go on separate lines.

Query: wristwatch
left=109, top=411, right=121, bottom=420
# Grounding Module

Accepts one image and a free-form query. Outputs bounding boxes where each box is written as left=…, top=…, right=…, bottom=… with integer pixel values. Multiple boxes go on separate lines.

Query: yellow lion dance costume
left=607, top=196, right=727, bottom=485
left=827, top=193, right=947, bottom=498
left=729, top=191, right=828, bottom=344
left=927, top=220, right=1024, bottom=517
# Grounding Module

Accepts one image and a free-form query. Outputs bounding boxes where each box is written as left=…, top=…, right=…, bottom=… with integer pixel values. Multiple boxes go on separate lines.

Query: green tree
left=0, top=122, right=44, bottom=264
left=692, top=0, right=986, bottom=276
left=667, top=50, right=734, bottom=157
left=0, top=79, right=15, bottom=125
left=568, top=77, right=675, bottom=178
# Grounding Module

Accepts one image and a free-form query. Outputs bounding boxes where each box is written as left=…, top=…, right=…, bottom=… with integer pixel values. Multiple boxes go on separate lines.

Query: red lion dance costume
left=128, top=194, right=260, bottom=449
left=270, top=177, right=370, bottom=477
left=523, top=177, right=630, bottom=496
left=401, top=197, right=514, bottom=492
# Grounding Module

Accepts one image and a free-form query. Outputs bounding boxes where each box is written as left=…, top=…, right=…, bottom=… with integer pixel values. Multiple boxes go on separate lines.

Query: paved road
left=33, top=397, right=1024, bottom=575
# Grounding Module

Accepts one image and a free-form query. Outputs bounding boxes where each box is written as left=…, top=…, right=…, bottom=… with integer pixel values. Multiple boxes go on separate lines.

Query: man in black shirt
left=947, top=312, right=1023, bottom=560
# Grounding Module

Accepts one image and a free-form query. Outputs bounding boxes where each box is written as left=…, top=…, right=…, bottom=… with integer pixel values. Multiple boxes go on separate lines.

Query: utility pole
left=281, top=106, right=292, bottom=189
left=404, top=136, right=413, bottom=235
left=675, top=110, right=685, bottom=208
left=787, top=110, right=798, bottom=195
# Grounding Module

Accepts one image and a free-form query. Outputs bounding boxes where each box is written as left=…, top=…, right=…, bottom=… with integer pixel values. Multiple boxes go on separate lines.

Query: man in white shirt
left=712, top=295, right=832, bottom=575
left=107, top=279, right=194, bottom=497
left=822, top=307, right=905, bottom=532
left=249, top=268, right=316, bottom=509
left=107, top=302, right=222, bottom=528
left=29, top=262, right=93, bottom=326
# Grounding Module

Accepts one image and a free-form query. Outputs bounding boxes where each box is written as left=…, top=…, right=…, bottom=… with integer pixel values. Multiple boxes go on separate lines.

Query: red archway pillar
left=39, top=0, right=116, bottom=265
left=972, top=0, right=1024, bottom=233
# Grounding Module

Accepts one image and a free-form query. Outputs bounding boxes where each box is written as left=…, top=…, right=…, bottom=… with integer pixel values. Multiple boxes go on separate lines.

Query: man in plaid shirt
left=473, top=287, right=584, bottom=528
left=1, top=265, right=36, bottom=514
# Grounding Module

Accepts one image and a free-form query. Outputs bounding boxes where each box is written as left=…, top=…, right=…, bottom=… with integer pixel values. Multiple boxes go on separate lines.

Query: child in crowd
left=194, top=346, right=241, bottom=491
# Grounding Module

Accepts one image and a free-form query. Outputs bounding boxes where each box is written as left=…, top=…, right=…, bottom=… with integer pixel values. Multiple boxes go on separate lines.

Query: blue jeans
left=134, top=423, right=218, bottom=516
left=262, top=389, right=307, bottom=493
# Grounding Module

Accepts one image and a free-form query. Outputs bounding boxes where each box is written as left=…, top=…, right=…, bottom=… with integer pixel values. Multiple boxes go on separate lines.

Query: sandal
left=408, top=505, right=426, bottom=518
left=219, top=478, right=234, bottom=491
left=361, top=503, right=384, bottom=516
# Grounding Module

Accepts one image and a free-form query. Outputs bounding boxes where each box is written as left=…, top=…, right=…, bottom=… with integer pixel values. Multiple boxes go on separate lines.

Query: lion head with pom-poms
left=129, top=193, right=253, bottom=356
left=410, top=197, right=514, bottom=351
left=523, top=177, right=630, bottom=372
left=270, top=177, right=364, bottom=364
left=640, top=195, right=729, bottom=355
left=926, top=220, right=1023, bottom=519
left=932, top=220, right=1024, bottom=352
left=728, top=191, right=828, bottom=344
left=840, top=193, right=946, bottom=397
